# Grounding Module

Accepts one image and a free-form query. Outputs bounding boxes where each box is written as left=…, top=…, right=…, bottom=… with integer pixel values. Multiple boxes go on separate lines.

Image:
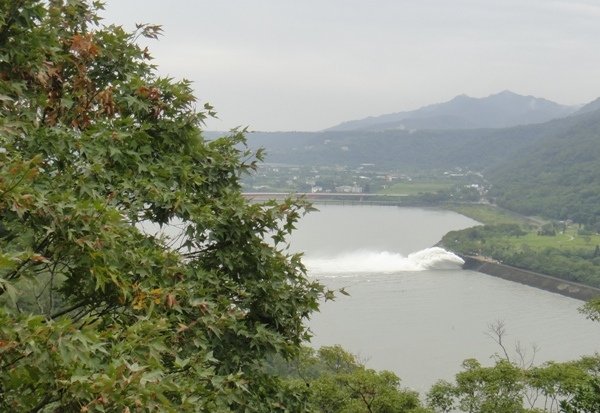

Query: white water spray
left=303, top=247, right=464, bottom=276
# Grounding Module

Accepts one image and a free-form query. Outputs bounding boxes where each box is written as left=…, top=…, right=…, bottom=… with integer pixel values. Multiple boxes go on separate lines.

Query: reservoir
left=290, top=205, right=600, bottom=393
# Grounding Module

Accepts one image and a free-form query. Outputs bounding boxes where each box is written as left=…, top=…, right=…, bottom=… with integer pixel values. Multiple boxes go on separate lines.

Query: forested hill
left=326, top=90, right=576, bottom=132
left=244, top=127, right=531, bottom=170
left=244, top=109, right=596, bottom=172
left=572, top=96, right=600, bottom=116
left=489, top=108, right=600, bottom=228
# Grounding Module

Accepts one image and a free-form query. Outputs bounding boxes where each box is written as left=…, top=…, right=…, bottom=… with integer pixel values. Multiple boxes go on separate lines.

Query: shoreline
left=460, top=254, right=600, bottom=301
left=250, top=198, right=599, bottom=302
left=437, top=204, right=600, bottom=302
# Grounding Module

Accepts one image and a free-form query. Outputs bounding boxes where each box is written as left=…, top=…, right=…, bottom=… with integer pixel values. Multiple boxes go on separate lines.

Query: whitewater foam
left=303, top=247, right=464, bottom=276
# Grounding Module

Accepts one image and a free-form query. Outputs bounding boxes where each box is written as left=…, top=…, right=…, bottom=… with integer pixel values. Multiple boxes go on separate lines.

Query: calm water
left=291, top=205, right=600, bottom=392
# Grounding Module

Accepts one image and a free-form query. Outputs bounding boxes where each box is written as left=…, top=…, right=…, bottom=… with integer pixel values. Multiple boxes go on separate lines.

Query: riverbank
left=461, top=255, right=600, bottom=301
left=437, top=203, right=600, bottom=298
left=249, top=196, right=600, bottom=300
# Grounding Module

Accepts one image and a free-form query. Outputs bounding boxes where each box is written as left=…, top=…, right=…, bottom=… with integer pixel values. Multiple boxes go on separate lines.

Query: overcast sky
left=102, top=0, right=600, bottom=131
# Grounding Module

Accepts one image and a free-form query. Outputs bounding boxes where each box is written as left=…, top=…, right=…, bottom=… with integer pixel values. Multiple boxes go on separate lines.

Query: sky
left=102, top=0, right=600, bottom=131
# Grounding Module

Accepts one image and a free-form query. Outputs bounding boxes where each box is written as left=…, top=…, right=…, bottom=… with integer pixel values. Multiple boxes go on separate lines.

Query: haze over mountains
left=242, top=91, right=600, bottom=173
left=242, top=91, right=600, bottom=226
left=327, top=91, right=578, bottom=131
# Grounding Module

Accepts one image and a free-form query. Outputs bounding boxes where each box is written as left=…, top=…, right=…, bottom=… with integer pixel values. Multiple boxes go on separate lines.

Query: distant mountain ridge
left=573, top=96, right=600, bottom=116
left=245, top=111, right=587, bottom=171
left=244, top=103, right=600, bottom=227
left=327, top=91, right=577, bottom=131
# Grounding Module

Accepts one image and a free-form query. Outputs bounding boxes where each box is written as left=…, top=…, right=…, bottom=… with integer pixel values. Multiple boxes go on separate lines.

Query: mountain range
left=326, top=91, right=578, bottom=131
left=241, top=92, right=600, bottom=227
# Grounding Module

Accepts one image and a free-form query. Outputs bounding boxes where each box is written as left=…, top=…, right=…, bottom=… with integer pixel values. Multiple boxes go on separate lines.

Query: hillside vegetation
left=245, top=125, right=550, bottom=171
left=441, top=223, right=600, bottom=287
left=489, top=110, right=600, bottom=230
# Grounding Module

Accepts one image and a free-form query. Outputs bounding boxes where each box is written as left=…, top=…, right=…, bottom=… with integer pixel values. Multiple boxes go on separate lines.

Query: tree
left=560, top=378, right=600, bottom=413
left=425, top=322, right=600, bottom=413
left=426, top=358, right=600, bottom=413
left=0, top=1, right=326, bottom=411
left=267, top=345, right=427, bottom=413
left=439, top=359, right=527, bottom=413
left=558, top=303, right=600, bottom=412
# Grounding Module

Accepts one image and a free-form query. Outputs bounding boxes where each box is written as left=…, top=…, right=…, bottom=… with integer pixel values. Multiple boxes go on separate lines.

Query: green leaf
left=0, top=277, right=18, bottom=305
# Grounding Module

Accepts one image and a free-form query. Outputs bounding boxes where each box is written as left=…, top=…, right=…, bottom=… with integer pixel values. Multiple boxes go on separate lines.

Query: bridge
left=242, top=192, right=409, bottom=205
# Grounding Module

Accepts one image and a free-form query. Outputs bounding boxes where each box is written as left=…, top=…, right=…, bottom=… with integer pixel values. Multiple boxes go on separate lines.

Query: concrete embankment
left=461, top=255, right=600, bottom=301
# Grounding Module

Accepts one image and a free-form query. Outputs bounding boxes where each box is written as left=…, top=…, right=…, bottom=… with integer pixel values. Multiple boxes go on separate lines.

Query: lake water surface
left=290, top=205, right=600, bottom=392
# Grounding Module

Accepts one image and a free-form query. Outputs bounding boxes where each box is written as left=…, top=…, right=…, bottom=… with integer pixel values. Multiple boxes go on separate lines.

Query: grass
left=444, top=204, right=534, bottom=226
left=446, top=204, right=600, bottom=251
left=503, top=227, right=600, bottom=252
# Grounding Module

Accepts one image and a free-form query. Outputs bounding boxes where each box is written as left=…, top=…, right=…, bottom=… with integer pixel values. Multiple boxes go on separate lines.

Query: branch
left=50, top=300, right=89, bottom=320
left=344, top=381, right=374, bottom=413
left=76, top=302, right=117, bottom=325
left=485, top=320, right=511, bottom=362
left=515, top=340, right=539, bottom=369
left=4, top=233, right=54, bottom=282
left=29, top=392, right=60, bottom=413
